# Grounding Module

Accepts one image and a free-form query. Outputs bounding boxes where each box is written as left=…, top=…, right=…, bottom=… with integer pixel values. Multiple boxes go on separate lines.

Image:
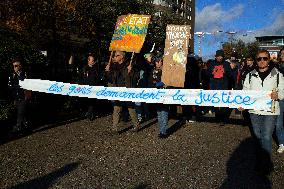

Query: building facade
left=153, top=0, right=195, bottom=52
left=256, top=36, right=284, bottom=60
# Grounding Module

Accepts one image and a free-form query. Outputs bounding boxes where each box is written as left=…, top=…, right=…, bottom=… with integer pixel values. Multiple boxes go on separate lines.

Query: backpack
left=248, top=72, right=279, bottom=87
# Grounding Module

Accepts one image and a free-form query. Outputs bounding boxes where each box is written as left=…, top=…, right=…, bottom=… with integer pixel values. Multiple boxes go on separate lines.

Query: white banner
left=19, top=79, right=273, bottom=111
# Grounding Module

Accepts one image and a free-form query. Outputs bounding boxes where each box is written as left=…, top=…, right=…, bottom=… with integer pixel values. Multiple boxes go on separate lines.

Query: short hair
left=115, top=51, right=125, bottom=58
left=11, top=57, right=22, bottom=64
left=88, top=52, right=97, bottom=59
left=256, top=49, right=270, bottom=59
left=278, top=47, right=284, bottom=60
left=246, top=55, right=254, bottom=61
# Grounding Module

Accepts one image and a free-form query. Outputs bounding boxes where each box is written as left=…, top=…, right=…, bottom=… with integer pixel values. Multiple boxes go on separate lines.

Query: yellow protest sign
left=109, top=14, right=151, bottom=53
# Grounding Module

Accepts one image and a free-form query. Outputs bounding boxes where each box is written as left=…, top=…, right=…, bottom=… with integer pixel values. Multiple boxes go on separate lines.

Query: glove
left=155, top=81, right=165, bottom=88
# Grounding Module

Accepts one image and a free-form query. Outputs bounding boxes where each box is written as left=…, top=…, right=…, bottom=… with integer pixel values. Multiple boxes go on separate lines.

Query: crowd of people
left=7, top=47, right=284, bottom=175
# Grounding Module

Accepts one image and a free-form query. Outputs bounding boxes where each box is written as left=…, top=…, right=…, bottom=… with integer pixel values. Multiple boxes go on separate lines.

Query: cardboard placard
left=162, top=25, right=191, bottom=87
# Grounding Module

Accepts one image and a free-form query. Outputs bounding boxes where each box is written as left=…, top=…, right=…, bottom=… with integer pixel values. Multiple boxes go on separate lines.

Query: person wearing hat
left=207, top=49, right=232, bottom=125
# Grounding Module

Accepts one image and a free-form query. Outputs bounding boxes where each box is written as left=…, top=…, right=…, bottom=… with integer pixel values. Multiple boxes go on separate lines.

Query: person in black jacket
left=207, top=50, right=232, bottom=125
left=8, top=58, right=31, bottom=133
left=238, top=56, right=256, bottom=90
left=81, top=53, right=101, bottom=121
left=183, top=56, right=201, bottom=123
left=134, top=53, right=154, bottom=122
left=105, top=51, right=140, bottom=133
left=238, top=56, right=256, bottom=126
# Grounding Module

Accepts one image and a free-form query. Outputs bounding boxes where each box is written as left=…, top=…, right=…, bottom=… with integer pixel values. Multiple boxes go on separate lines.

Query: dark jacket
left=8, top=71, right=27, bottom=101
left=107, top=61, right=139, bottom=88
left=237, top=64, right=256, bottom=89
left=184, top=57, right=200, bottom=89
left=207, top=59, right=232, bottom=90
left=275, top=62, right=284, bottom=75
left=81, top=64, right=101, bottom=86
left=135, top=59, right=154, bottom=88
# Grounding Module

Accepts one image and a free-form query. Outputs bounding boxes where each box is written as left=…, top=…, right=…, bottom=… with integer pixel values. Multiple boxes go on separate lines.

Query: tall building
left=153, top=0, right=195, bottom=52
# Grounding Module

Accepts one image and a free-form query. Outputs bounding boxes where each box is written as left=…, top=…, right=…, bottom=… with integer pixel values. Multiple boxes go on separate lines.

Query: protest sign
left=20, top=79, right=274, bottom=111
left=162, top=25, right=191, bottom=88
left=109, top=14, right=151, bottom=53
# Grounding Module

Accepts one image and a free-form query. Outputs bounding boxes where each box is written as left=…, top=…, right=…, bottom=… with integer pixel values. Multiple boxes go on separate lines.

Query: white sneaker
left=277, top=144, right=284, bottom=154
left=186, top=119, right=195, bottom=124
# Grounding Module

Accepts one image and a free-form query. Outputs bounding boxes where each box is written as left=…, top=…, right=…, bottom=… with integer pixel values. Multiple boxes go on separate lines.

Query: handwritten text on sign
left=109, top=14, right=151, bottom=53
left=162, top=25, right=191, bottom=88
left=19, top=79, right=273, bottom=111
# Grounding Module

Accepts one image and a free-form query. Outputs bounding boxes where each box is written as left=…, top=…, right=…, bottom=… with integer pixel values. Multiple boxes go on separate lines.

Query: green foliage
left=222, top=40, right=260, bottom=60
left=1, top=0, right=188, bottom=55
left=0, top=29, right=46, bottom=72
left=0, top=103, right=15, bottom=121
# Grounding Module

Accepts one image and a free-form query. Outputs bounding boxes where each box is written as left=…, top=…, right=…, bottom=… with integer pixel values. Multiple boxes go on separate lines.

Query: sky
left=194, top=0, right=284, bottom=60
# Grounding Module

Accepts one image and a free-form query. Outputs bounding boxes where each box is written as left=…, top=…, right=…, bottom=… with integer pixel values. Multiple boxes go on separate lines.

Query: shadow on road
left=167, top=119, right=186, bottom=136
left=133, top=183, right=150, bottom=189
left=220, top=137, right=272, bottom=189
left=0, top=116, right=85, bottom=145
left=7, top=162, right=79, bottom=189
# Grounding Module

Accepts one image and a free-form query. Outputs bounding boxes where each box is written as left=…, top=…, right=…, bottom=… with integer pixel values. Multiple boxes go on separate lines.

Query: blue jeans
left=157, top=105, right=168, bottom=135
left=276, top=100, right=284, bottom=144
left=135, top=102, right=150, bottom=121
left=250, top=114, right=277, bottom=155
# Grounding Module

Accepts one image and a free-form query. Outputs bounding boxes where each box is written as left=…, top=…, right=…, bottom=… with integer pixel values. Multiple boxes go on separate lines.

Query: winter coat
left=237, top=64, right=256, bottom=89
left=207, top=59, right=232, bottom=90
left=81, top=64, right=101, bottom=86
left=107, top=61, right=139, bottom=88
left=243, top=67, right=284, bottom=115
left=8, top=71, right=28, bottom=101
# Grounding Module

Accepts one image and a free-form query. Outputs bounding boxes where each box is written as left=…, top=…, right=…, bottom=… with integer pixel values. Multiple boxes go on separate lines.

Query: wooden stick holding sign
left=127, top=52, right=135, bottom=74
left=105, top=51, right=114, bottom=72
left=271, top=88, right=277, bottom=113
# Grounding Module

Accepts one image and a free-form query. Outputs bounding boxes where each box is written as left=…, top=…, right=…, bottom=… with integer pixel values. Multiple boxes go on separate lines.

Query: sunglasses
left=256, top=57, right=269, bottom=61
left=13, top=65, right=20, bottom=67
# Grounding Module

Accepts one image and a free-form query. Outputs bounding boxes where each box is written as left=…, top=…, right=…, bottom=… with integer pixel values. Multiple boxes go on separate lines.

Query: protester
left=150, top=53, right=169, bottom=138
left=183, top=55, right=201, bottom=123
left=134, top=53, right=154, bottom=122
left=238, top=56, right=256, bottom=89
left=238, top=56, right=256, bottom=126
left=105, top=51, right=140, bottom=132
left=207, top=50, right=232, bottom=125
left=81, top=53, right=101, bottom=121
left=242, top=49, right=284, bottom=174
left=228, top=57, right=240, bottom=90
left=275, top=48, right=284, bottom=153
left=8, top=58, right=32, bottom=133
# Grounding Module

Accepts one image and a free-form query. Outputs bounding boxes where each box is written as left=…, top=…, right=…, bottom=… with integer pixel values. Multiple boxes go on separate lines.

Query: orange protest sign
left=109, top=14, right=151, bottom=53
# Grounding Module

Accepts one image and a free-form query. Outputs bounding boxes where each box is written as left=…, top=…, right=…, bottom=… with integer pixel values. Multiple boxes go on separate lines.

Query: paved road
left=1, top=115, right=284, bottom=189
